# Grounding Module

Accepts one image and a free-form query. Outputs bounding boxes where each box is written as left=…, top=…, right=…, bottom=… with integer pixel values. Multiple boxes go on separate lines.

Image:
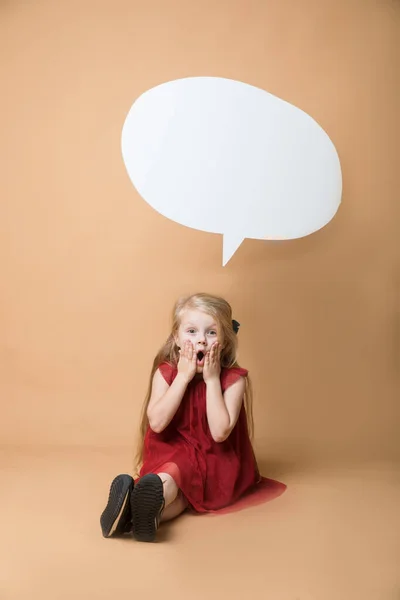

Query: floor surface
left=1, top=447, right=399, bottom=600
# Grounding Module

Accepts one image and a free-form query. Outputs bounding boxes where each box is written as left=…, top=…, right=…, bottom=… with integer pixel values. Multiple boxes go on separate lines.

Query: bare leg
left=157, top=472, right=188, bottom=522
left=160, top=493, right=188, bottom=522
left=157, top=472, right=179, bottom=507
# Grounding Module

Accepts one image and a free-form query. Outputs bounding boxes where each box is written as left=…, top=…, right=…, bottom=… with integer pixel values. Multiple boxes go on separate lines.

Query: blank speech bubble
left=121, top=77, right=342, bottom=266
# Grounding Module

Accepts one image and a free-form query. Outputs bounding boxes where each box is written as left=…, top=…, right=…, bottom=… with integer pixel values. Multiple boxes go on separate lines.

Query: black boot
left=131, top=474, right=165, bottom=542
left=100, top=474, right=134, bottom=537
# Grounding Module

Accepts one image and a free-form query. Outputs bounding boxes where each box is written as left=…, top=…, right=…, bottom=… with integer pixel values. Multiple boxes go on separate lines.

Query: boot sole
left=100, top=474, right=134, bottom=537
left=131, top=474, right=164, bottom=543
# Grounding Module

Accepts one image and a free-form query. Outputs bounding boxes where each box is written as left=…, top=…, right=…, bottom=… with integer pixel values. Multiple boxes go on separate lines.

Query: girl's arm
left=147, top=340, right=197, bottom=433
left=147, top=369, right=190, bottom=433
left=203, top=342, right=246, bottom=442
left=205, top=376, right=246, bottom=443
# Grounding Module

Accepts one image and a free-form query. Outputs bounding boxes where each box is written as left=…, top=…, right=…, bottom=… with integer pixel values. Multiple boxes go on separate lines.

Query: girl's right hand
left=177, top=340, right=197, bottom=383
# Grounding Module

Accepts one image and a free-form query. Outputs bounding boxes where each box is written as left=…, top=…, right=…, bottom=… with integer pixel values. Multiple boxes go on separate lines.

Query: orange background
left=0, top=1, right=399, bottom=598
left=1, top=0, right=398, bottom=464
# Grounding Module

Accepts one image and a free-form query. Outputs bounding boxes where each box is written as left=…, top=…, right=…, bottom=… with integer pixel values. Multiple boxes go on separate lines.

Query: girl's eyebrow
left=185, top=323, right=217, bottom=329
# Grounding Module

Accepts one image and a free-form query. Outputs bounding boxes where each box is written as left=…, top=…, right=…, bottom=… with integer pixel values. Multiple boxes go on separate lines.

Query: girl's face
left=175, top=309, right=222, bottom=372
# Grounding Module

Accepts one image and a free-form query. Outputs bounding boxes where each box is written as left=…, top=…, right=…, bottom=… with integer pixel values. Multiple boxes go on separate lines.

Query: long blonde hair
left=133, top=293, right=254, bottom=476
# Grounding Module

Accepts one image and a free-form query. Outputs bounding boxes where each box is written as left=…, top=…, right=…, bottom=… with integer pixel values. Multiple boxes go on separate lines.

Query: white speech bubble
left=121, top=77, right=342, bottom=266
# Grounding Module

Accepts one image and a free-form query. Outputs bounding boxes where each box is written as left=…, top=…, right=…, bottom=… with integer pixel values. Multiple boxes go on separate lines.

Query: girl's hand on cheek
left=203, top=342, right=221, bottom=383
left=177, top=340, right=197, bottom=382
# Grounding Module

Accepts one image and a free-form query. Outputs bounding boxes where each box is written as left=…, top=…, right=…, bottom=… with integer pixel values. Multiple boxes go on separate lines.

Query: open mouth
left=196, top=351, right=205, bottom=365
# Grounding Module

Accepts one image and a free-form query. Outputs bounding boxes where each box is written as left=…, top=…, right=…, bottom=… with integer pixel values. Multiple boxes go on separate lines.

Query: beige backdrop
left=1, top=3, right=400, bottom=599
left=1, top=0, right=399, bottom=468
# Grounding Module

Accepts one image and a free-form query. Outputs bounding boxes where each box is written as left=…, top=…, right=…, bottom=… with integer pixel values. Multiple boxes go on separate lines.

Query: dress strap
left=158, top=362, right=177, bottom=385
left=221, top=366, right=248, bottom=392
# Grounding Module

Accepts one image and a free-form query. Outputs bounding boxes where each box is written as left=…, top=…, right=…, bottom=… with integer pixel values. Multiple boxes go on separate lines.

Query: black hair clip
left=232, top=319, right=240, bottom=334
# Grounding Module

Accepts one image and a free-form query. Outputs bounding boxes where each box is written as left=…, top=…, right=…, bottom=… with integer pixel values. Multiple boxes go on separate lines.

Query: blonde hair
left=133, top=292, right=254, bottom=476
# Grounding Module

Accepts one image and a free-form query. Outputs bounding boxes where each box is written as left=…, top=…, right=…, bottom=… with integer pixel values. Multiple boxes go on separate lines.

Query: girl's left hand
left=203, top=342, right=221, bottom=383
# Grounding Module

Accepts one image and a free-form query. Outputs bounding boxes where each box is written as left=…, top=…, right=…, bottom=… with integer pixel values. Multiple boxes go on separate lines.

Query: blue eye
left=208, top=330, right=217, bottom=336
left=188, top=329, right=196, bottom=334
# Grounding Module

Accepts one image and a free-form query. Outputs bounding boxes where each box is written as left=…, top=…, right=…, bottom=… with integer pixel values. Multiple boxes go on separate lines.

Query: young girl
left=100, top=292, right=279, bottom=543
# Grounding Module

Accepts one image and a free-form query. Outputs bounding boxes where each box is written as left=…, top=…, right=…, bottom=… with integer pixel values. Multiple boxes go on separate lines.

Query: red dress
left=139, top=362, right=286, bottom=513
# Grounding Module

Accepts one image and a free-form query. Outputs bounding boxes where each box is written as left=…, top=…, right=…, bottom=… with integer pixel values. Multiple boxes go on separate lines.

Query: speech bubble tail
left=222, top=233, right=245, bottom=266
